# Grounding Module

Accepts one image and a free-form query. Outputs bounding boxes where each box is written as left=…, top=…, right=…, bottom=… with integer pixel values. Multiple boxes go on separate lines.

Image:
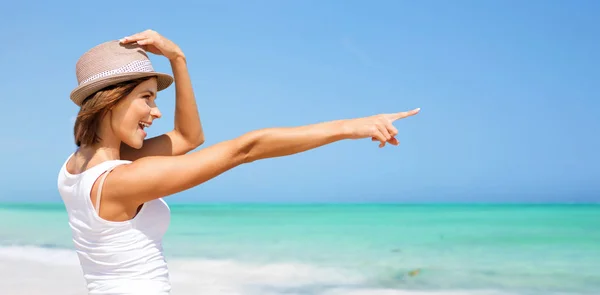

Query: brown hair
left=73, top=77, right=151, bottom=147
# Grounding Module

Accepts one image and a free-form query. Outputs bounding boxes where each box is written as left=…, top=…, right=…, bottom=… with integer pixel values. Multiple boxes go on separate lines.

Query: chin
left=123, top=138, right=144, bottom=149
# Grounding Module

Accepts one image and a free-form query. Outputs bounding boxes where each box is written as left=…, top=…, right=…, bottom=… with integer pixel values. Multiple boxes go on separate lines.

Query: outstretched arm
left=102, top=108, right=420, bottom=207
left=119, top=30, right=204, bottom=161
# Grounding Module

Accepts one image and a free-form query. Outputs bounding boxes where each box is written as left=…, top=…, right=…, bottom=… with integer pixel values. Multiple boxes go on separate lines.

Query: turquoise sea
left=1, top=203, right=599, bottom=294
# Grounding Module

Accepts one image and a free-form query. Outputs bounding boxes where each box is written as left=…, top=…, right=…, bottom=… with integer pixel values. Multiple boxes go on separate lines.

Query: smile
left=139, top=121, right=151, bottom=129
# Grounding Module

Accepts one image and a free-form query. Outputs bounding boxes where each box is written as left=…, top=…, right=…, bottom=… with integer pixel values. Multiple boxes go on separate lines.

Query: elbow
left=192, top=136, right=206, bottom=147
left=236, top=131, right=260, bottom=164
left=185, top=134, right=205, bottom=150
left=176, top=137, right=204, bottom=155
left=176, top=126, right=205, bottom=149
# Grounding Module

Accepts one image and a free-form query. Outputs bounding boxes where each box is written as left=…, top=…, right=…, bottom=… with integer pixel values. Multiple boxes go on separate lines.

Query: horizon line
left=1, top=200, right=598, bottom=206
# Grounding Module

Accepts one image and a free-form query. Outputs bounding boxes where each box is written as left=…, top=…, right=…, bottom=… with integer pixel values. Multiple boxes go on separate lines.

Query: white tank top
left=57, top=153, right=172, bottom=294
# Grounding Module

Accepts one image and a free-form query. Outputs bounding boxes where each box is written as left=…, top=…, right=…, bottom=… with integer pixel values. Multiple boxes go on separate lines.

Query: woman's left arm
left=120, top=30, right=205, bottom=161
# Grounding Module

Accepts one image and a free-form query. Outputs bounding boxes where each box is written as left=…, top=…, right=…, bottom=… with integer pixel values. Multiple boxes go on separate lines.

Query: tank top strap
left=95, top=165, right=118, bottom=215
left=76, top=159, right=132, bottom=219
left=80, top=159, right=131, bottom=183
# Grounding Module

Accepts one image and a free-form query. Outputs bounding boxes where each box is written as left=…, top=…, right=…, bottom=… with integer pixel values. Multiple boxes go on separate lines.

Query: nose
left=151, top=106, right=162, bottom=119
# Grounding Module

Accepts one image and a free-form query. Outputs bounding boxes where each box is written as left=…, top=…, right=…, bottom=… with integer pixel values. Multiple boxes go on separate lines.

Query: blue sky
left=0, top=0, right=598, bottom=203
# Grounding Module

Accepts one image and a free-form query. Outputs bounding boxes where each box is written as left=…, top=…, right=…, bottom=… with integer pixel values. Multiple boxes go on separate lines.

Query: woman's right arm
left=105, top=108, right=420, bottom=205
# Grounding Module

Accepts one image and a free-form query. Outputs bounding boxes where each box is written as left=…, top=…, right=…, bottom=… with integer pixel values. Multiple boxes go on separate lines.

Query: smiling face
left=107, top=77, right=161, bottom=149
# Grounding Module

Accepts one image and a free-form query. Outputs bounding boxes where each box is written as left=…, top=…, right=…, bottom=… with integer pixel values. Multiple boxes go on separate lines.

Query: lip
left=139, top=126, right=147, bottom=138
left=138, top=121, right=150, bottom=138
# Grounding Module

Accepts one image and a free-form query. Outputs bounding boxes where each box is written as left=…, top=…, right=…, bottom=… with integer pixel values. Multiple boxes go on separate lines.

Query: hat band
left=79, top=59, right=155, bottom=85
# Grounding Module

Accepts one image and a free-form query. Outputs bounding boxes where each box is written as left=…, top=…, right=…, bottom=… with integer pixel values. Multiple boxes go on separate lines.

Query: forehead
left=134, top=77, right=158, bottom=92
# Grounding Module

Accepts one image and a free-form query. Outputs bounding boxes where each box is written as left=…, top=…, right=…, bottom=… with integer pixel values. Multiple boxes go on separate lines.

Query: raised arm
left=102, top=108, right=420, bottom=208
left=119, top=30, right=205, bottom=161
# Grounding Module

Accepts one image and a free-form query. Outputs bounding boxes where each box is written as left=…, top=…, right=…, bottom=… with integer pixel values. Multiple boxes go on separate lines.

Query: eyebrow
left=141, top=89, right=157, bottom=97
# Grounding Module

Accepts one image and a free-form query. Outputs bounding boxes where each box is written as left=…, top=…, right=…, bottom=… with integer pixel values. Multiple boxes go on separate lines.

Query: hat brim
left=70, top=72, right=174, bottom=106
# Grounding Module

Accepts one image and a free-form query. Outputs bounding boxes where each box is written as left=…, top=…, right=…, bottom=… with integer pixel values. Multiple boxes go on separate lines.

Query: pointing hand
left=344, top=108, right=420, bottom=148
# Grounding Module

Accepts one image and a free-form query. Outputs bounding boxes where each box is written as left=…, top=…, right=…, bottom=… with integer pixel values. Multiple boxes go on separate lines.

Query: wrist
left=169, top=52, right=186, bottom=63
left=335, top=119, right=353, bottom=140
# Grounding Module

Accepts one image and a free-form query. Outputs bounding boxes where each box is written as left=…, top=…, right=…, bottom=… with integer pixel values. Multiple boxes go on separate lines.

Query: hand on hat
left=120, top=30, right=185, bottom=61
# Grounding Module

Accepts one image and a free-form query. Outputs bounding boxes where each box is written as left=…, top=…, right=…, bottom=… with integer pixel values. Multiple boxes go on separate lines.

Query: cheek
left=140, top=100, right=152, bottom=115
left=110, top=107, right=139, bottom=134
left=130, top=99, right=150, bottom=115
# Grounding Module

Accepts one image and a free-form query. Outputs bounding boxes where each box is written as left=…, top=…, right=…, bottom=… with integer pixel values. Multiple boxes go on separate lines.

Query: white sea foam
left=167, top=257, right=365, bottom=294
left=0, top=245, right=80, bottom=266
left=0, top=246, right=551, bottom=295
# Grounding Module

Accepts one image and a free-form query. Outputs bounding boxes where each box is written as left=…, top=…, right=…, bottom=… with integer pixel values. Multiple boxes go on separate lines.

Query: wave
left=0, top=245, right=80, bottom=266
left=166, top=258, right=513, bottom=295
left=0, top=245, right=581, bottom=295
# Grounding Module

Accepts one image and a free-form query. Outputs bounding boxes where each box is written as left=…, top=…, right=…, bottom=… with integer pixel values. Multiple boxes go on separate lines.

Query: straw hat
left=70, top=40, right=174, bottom=106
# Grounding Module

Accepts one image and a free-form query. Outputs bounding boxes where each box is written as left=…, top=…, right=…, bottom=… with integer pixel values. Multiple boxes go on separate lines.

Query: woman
left=58, top=30, right=420, bottom=295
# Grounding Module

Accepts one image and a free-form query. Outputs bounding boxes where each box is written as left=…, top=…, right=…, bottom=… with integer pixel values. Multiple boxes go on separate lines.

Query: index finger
left=387, top=108, right=421, bottom=121
left=119, top=32, right=148, bottom=43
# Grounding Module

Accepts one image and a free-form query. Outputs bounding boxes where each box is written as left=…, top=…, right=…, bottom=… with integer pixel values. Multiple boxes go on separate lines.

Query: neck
left=78, top=141, right=121, bottom=161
